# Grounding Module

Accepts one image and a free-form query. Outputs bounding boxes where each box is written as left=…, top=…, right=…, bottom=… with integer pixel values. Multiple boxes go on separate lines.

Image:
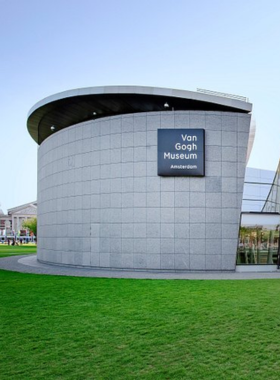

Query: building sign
left=158, top=129, right=205, bottom=176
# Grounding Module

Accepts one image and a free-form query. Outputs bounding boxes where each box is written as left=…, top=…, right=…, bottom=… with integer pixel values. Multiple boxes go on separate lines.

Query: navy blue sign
left=158, top=129, right=205, bottom=176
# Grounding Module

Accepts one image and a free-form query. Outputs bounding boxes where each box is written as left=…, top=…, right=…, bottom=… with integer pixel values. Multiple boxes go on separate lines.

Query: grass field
left=1, top=266, right=280, bottom=379
left=0, top=244, right=37, bottom=258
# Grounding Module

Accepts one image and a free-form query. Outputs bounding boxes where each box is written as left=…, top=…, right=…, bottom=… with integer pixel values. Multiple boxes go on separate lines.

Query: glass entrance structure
left=237, top=212, right=280, bottom=266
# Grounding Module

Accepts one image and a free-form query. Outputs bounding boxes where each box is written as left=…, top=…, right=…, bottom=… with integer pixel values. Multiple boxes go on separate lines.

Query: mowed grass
left=0, top=244, right=36, bottom=257
left=1, top=271, right=280, bottom=379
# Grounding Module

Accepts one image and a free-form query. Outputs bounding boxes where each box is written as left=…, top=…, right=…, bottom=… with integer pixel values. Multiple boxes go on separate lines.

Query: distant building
left=0, top=201, right=37, bottom=240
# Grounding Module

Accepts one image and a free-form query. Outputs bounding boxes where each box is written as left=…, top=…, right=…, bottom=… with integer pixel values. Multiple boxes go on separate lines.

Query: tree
left=22, top=218, right=37, bottom=238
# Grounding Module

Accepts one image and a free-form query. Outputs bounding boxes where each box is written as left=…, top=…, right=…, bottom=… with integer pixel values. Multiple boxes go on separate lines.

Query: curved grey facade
left=37, top=107, right=251, bottom=271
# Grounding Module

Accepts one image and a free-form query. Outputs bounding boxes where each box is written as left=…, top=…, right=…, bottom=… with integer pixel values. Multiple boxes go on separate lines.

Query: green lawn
left=1, top=270, right=280, bottom=379
left=0, top=244, right=36, bottom=257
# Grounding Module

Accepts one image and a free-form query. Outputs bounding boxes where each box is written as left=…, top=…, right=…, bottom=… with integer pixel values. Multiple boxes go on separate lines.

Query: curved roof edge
left=27, top=85, right=252, bottom=144
left=28, top=85, right=252, bottom=117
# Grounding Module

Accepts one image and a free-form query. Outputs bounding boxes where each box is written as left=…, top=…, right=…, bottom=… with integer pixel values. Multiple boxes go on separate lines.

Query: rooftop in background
left=27, top=86, right=253, bottom=145
left=7, top=201, right=37, bottom=215
left=196, top=88, right=249, bottom=103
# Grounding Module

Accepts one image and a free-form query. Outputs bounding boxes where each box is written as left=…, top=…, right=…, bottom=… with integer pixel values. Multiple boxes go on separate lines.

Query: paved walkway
left=1, top=255, right=280, bottom=280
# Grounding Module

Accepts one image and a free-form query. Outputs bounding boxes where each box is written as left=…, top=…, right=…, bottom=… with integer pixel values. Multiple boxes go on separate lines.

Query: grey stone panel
left=147, top=208, right=161, bottom=222
left=205, top=208, right=222, bottom=224
left=222, top=147, right=237, bottom=162
left=122, top=116, right=133, bottom=133
left=147, top=115, right=160, bottom=131
left=238, top=115, right=251, bottom=132
left=134, top=162, right=147, bottom=177
left=174, top=113, right=190, bottom=129
left=146, top=223, right=161, bottom=238
left=222, top=239, right=238, bottom=254
left=133, top=254, right=148, bottom=269
left=222, top=131, right=237, bottom=147
left=161, top=254, right=175, bottom=269
left=110, top=253, right=123, bottom=268
left=205, top=131, right=221, bottom=146
left=190, top=254, right=206, bottom=270
left=121, top=254, right=134, bottom=268
left=222, top=115, right=238, bottom=132
left=175, top=239, right=189, bottom=254
left=206, top=255, right=222, bottom=270
left=37, top=110, right=250, bottom=271
left=122, top=238, right=134, bottom=254
left=122, top=224, right=134, bottom=238
left=147, top=238, right=161, bottom=254
left=111, top=193, right=122, bottom=208
left=174, top=224, right=190, bottom=239
left=190, top=192, right=206, bottom=207
left=175, top=254, right=190, bottom=270
left=222, top=162, right=237, bottom=177
left=205, top=178, right=222, bottom=193
left=111, top=238, right=122, bottom=253
left=134, top=238, right=147, bottom=254
left=146, top=136, right=158, bottom=152
left=134, top=223, right=146, bottom=238
left=100, top=238, right=110, bottom=253
left=122, top=147, right=133, bottom=162
left=175, top=208, right=189, bottom=223
left=237, top=178, right=245, bottom=194
left=205, top=113, right=222, bottom=131
left=122, top=178, right=134, bottom=193
left=190, top=178, right=206, bottom=192
left=237, top=162, right=246, bottom=178
left=161, top=113, right=175, bottom=129
left=238, top=132, right=250, bottom=147
left=189, top=112, right=206, bottom=129
left=134, top=132, right=147, bottom=147
left=134, top=116, right=146, bottom=132
left=174, top=178, right=190, bottom=192
left=189, top=208, right=206, bottom=223
left=100, top=252, right=110, bottom=267
left=205, top=193, right=222, bottom=208
left=222, top=178, right=237, bottom=193
left=61, top=251, right=73, bottom=265
left=205, top=239, right=222, bottom=255
left=222, top=193, right=237, bottom=208
left=147, top=193, right=160, bottom=208
left=160, top=238, right=174, bottom=254
left=222, top=224, right=239, bottom=239
left=160, top=177, right=175, bottom=192
left=161, top=223, right=175, bottom=238
left=222, top=209, right=239, bottom=224
left=205, top=161, right=222, bottom=177
left=134, top=209, right=147, bottom=223
left=134, top=147, right=147, bottom=162
left=161, top=208, right=175, bottom=223
left=174, top=192, right=190, bottom=208
left=190, top=239, right=206, bottom=255
left=161, top=192, right=174, bottom=208
left=222, top=254, right=236, bottom=270
left=146, top=162, right=157, bottom=177
left=134, top=193, right=146, bottom=207
left=206, top=223, right=222, bottom=239
left=147, top=177, right=160, bottom=192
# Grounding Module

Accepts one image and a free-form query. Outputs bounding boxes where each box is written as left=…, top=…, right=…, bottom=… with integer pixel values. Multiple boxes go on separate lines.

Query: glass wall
left=237, top=213, right=280, bottom=265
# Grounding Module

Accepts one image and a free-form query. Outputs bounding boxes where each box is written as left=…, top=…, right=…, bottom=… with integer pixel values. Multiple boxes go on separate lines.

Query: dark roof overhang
left=27, top=86, right=252, bottom=145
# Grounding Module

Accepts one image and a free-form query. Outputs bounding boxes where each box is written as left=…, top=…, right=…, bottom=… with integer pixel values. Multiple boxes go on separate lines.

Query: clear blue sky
left=1, top=0, right=280, bottom=213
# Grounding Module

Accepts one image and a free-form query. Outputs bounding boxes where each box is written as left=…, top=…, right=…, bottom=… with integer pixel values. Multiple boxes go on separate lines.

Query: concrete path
left=1, top=254, right=280, bottom=280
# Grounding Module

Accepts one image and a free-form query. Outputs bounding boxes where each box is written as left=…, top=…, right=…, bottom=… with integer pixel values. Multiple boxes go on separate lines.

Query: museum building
left=27, top=86, right=253, bottom=271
